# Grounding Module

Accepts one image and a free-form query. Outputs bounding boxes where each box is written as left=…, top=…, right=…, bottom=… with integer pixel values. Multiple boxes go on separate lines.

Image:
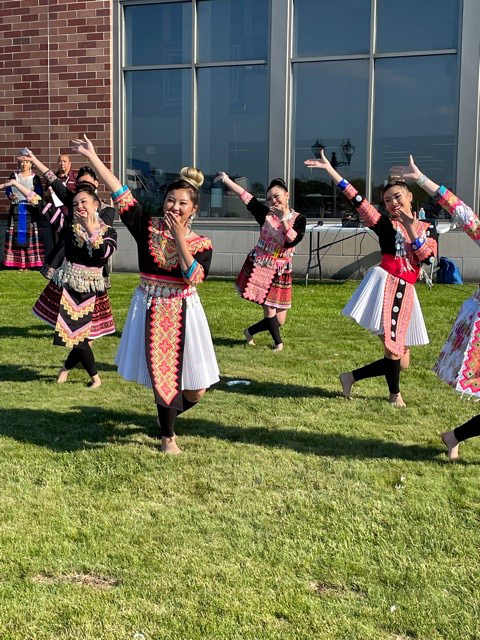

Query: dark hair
left=77, top=166, right=97, bottom=182
left=164, top=167, right=204, bottom=207
left=267, top=178, right=288, bottom=193
left=74, top=182, right=101, bottom=207
left=382, top=179, right=411, bottom=199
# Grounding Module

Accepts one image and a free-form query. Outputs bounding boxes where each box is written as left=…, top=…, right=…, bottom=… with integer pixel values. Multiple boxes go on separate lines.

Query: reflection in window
left=292, top=61, right=369, bottom=218
left=373, top=55, right=458, bottom=217
left=125, top=3, right=192, bottom=66
left=294, top=0, right=371, bottom=58
left=125, top=70, right=192, bottom=210
left=198, top=0, right=269, bottom=63
left=376, top=0, right=458, bottom=53
left=197, top=66, right=269, bottom=218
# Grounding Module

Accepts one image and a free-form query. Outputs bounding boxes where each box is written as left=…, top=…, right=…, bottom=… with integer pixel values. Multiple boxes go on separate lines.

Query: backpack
left=437, top=257, right=463, bottom=284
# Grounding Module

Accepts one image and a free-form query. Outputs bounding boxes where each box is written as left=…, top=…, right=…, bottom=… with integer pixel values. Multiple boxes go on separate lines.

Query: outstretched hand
left=17, top=149, right=37, bottom=164
left=213, top=172, right=227, bottom=184
left=390, top=155, right=422, bottom=183
left=72, top=134, right=96, bottom=159
left=304, top=150, right=331, bottom=170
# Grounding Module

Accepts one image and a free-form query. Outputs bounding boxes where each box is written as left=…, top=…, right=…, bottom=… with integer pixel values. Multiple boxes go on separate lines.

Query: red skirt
left=33, top=281, right=115, bottom=341
left=3, top=220, right=44, bottom=269
left=235, top=253, right=293, bottom=310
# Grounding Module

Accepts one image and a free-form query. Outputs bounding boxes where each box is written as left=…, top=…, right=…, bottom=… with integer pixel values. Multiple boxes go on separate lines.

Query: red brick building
left=0, top=0, right=112, bottom=217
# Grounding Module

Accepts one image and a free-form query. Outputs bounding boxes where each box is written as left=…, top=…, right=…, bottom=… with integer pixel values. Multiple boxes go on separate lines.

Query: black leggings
left=454, top=414, right=480, bottom=443
left=352, top=357, right=401, bottom=394
left=64, top=344, right=97, bottom=377
left=156, top=396, right=198, bottom=438
left=248, top=316, right=282, bottom=345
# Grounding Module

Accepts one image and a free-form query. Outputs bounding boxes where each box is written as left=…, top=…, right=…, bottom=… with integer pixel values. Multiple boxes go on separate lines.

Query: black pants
left=454, top=414, right=480, bottom=442
left=64, top=344, right=97, bottom=377
left=352, top=357, right=401, bottom=394
left=247, top=316, right=282, bottom=345
left=156, top=397, right=198, bottom=438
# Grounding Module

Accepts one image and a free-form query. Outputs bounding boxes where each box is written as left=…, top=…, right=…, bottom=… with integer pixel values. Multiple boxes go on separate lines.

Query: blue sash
left=12, top=202, right=31, bottom=248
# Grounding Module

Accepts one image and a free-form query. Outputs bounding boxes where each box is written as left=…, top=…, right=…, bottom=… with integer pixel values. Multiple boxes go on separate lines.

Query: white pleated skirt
left=115, top=287, right=220, bottom=391
left=342, top=266, right=429, bottom=346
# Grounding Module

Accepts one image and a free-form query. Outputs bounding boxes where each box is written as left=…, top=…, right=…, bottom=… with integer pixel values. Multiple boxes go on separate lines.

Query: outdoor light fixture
left=311, top=139, right=326, bottom=158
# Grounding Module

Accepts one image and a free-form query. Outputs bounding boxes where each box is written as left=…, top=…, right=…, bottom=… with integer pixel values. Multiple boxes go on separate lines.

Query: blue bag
left=437, top=257, right=463, bottom=284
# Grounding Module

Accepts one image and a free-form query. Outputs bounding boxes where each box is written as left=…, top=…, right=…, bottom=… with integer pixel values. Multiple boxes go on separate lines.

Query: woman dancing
left=0, top=174, right=117, bottom=388
left=16, top=150, right=115, bottom=281
left=3, top=155, right=45, bottom=269
left=395, top=155, right=480, bottom=458
left=72, top=135, right=219, bottom=454
left=305, top=151, right=437, bottom=407
left=214, top=172, right=306, bottom=351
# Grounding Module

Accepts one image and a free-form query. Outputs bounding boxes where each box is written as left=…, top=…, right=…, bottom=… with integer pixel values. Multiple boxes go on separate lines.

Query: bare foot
left=244, top=328, right=255, bottom=345
left=339, top=371, right=354, bottom=399
left=57, top=367, right=69, bottom=384
left=161, top=436, right=182, bottom=454
left=441, top=430, right=459, bottom=461
left=273, top=343, right=284, bottom=352
left=87, top=374, right=102, bottom=389
left=389, top=392, right=406, bottom=408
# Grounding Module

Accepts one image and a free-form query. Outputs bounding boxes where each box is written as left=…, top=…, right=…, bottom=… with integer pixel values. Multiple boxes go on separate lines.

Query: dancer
left=305, top=151, right=437, bottom=407
left=3, top=155, right=44, bottom=269
left=394, top=155, right=480, bottom=458
left=16, top=150, right=114, bottom=280
left=214, top=172, right=306, bottom=350
left=71, top=135, right=219, bottom=454
left=0, top=175, right=117, bottom=388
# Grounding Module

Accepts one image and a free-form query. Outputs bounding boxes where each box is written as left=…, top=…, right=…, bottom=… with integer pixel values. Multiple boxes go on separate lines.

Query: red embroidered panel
left=148, top=297, right=183, bottom=405
left=382, top=274, right=414, bottom=357
left=148, top=219, right=212, bottom=270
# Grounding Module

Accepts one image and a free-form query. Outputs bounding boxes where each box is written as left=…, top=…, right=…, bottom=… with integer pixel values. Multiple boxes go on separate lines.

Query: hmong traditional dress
left=40, top=169, right=115, bottom=284
left=433, top=187, right=480, bottom=397
left=235, top=194, right=306, bottom=309
left=3, top=172, right=45, bottom=269
left=112, top=187, right=219, bottom=411
left=32, top=190, right=117, bottom=348
left=338, top=181, right=437, bottom=357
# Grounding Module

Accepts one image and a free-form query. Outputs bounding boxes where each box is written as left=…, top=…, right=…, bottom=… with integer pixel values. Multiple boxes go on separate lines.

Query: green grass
left=0, top=271, right=480, bottom=640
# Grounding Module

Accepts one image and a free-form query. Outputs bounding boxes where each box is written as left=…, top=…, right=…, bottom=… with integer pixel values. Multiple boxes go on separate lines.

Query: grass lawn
left=0, top=271, right=480, bottom=640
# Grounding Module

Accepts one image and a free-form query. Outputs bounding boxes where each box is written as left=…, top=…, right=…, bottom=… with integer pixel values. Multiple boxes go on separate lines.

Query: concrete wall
left=112, top=221, right=480, bottom=282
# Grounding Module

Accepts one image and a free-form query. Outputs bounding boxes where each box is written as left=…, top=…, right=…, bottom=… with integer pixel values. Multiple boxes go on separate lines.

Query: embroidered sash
left=12, top=202, right=31, bottom=248
left=145, top=294, right=186, bottom=410
left=382, top=273, right=415, bottom=357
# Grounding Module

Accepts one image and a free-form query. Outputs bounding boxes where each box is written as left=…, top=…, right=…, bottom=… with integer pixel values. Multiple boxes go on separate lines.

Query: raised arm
left=71, top=135, right=122, bottom=193
left=304, top=151, right=381, bottom=227
left=214, top=171, right=268, bottom=225
left=393, top=155, right=480, bottom=245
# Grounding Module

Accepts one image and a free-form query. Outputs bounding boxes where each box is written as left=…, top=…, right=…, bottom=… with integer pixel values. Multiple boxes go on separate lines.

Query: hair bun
left=386, top=173, right=405, bottom=184
left=267, top=177, right=288, bottom=192
left=180, top=166, right=204, bottom=189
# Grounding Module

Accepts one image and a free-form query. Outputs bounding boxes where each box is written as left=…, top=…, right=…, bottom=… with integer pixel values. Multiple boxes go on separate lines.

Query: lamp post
left=312, top=138, right=356, bottom=215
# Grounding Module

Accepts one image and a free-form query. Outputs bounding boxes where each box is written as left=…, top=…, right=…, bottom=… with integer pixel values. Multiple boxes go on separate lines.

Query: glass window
left=294, top=0, right=371, bottom=58
left=197, top=65, right=269, bottom=217
left=125, top=3, right=192, bottom=66
left=125, top=70, right=192, bottom=209
left=292, top=60, right=369, bottom=218
left=372, top=55, right=458, bottom=217
left=198, top=0, right=269, bottom=63
left=376, top=0, right=459, bottom=53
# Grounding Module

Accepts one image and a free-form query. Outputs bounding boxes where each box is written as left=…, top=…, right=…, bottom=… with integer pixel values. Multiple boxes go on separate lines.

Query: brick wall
left=0, top=0, right=112, bottom=217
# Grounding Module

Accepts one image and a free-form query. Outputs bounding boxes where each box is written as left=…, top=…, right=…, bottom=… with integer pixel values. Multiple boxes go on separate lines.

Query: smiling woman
left=305, top=150, right=437, bottom=407
left=69, top=136, right=219, bottom=455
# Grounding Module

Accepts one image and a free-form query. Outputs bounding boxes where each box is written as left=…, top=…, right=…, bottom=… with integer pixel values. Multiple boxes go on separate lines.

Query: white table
left=304, top=223, right=376, bottom=284
left=304, top=220, right=452, bottom=284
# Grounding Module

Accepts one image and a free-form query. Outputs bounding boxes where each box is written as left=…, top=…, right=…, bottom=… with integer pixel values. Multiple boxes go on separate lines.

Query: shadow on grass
left=0, top=324, right=52, bottom=339
left=0, top=406, right=459, bottom=463
left=213, top=337, right=246, bottom=348
left=218, top=376, right=343, bottom=399
left=0, top=361, right=118, bottom=382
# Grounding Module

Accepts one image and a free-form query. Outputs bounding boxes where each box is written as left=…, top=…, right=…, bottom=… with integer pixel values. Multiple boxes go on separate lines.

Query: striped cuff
left=111, top=185, right=129, bottom=200
left=182, top=259, right=198, bottom=280
left=43, top=169, right=57, bottom=184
